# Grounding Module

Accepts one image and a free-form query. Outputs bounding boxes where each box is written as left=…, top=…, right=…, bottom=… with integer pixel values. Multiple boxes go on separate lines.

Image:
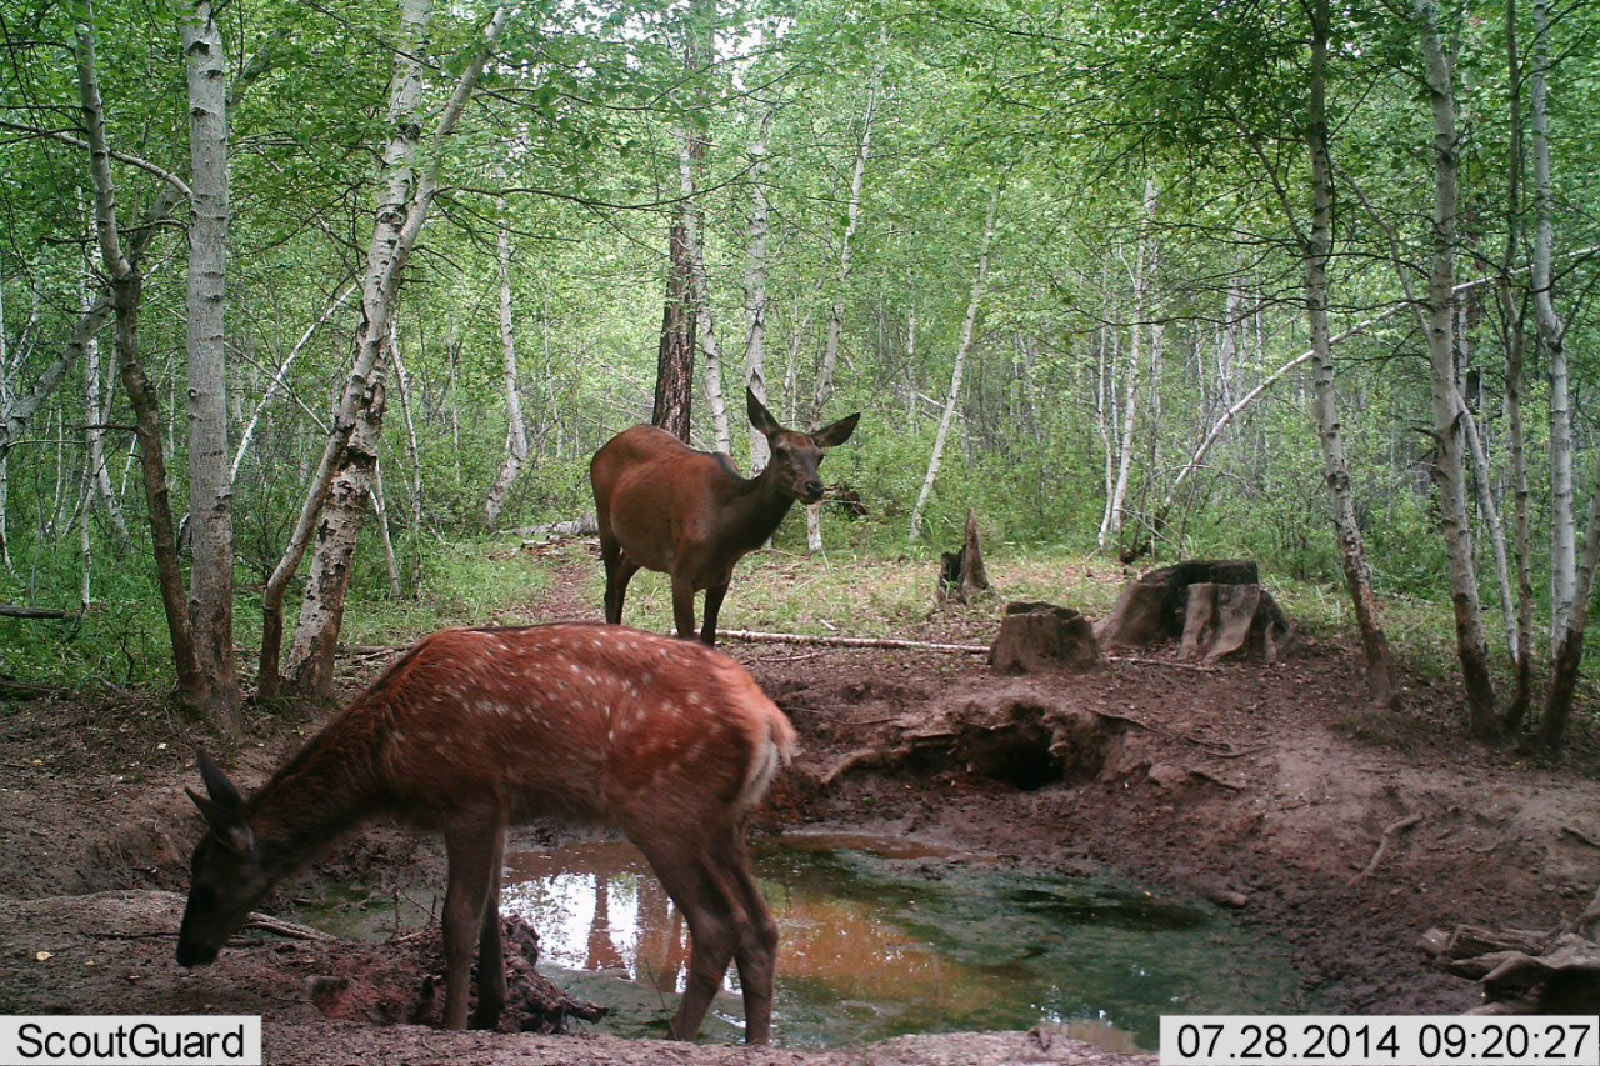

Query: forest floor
left=2, top=541, right=1599, bottom=1064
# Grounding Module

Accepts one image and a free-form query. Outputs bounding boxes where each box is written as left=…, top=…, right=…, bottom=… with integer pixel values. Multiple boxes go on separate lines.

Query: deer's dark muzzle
left=801, top=482, right=824, bottom=503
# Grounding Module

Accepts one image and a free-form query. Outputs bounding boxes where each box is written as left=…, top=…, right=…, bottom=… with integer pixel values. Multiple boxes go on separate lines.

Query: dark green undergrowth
left=2, top=517, right=1595, bottom=743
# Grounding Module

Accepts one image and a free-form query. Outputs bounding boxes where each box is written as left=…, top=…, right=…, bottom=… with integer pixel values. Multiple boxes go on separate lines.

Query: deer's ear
left=187, top=787, right=256, bottom=855
left=747, top=388, right=782, bottom=437
left=196, top=748, right=244, bottom=811
left=813, top=412, right=860, bottom=449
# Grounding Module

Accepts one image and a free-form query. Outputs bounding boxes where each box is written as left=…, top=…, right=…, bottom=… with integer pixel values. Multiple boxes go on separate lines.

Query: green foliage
left=1, top=0, right=1597, bottom=732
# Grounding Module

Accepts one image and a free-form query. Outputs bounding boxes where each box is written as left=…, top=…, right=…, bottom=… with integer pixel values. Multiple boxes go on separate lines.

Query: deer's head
left=176, top=750, right=270, bottom=967
left=747, top=388, right=859, bottom=505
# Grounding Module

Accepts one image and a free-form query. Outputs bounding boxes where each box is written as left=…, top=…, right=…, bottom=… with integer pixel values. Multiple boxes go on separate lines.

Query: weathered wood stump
left=989, top=602, right=1099, bottom=675
left=1178, top=582, right=1294, bottom=662
left=1095, top=560, right=1259, bottom=648
left=938, top=508, right=992, bottom=603
left=1423, top=917, right=1600, bottom=1014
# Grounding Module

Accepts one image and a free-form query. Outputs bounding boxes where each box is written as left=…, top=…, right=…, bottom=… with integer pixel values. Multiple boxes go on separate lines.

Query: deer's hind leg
left=712, top=829, right=777, bottom=1043
left=633, top=836, right=741, bottom=1042
left=471, top=826, right=508, bottom=1029
left=441, top=814, right=505, bottom=1030
left=601, top=535, right=641, bottom=626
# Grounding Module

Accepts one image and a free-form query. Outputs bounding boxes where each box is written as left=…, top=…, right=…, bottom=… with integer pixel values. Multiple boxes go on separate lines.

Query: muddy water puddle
left=498, top=833, right=1303, bottom=1048
left=294, top=833, right=1303, bottom=1048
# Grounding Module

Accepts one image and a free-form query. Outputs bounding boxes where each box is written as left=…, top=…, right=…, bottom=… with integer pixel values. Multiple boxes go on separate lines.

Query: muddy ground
left=2, top=547, right=1599, bottom=1064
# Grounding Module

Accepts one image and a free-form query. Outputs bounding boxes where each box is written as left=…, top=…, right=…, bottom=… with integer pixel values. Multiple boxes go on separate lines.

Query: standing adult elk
left=177, top=624, right=797, bottom=1042
left=590, top=389, right=860, bottom=644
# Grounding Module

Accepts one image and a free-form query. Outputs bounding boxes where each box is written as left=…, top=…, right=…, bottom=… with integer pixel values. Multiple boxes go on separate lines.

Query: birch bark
left=1305, top=0, right=1395, bottom=706
left=744, top=110, right=773, bottom=473
left=908, top=191, right=998, bottom=542
left=681, top=127, right=730, bottom=453
left=1499, top=0, right=1535, bottom=728
left=1530, top=0, right=1574, bottom=641
left=182, top=0, right=240, bottom=728
left=80, top=268, right=126, bottom=538
left=485, top=210, right=530, bottom=523
left=807, top=41, right=883, bottom=550
left=1416, top=0, right=1497, bottom=735
left=388, top=319, right=424, bottom=592
left=270, top=0, right=508, bottom=698
left=1101, top=185, right=1157, bottom=551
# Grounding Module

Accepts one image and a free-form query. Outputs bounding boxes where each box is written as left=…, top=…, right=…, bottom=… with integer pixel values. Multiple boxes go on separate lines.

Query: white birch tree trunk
left=1531, top=0, right=1574, bottom=641
left=908, top=191, right=998, bottom=542
left=370, top=455, right=401, bottom=598
left=1499, top=0, right=1535, bottom=728
left=387, top=319, right=424, bottom=592
left=485, top=209, right=530, bottom=523
left=808, top=42, right=884, bottom=551
left=1541, top=450, right=1600, bottom=747
left=1416, top=0, right=1497, bottom=735
left=80, top=270, right=126, bottom=538
left=680, top=129, right=730, bottom=453
left=182, top=0, right=240, bottom=727
left=271, top=0, right=507, bottom=698
left=1102, top=185, right=1158, bottom=551
left=744, top=110, right=773, bottom=473
left=288, top=381, right=389, bottom=685
left=1097, top=324, right=1116, bottom=544
left=1304, top=0, right=1396, bottom=706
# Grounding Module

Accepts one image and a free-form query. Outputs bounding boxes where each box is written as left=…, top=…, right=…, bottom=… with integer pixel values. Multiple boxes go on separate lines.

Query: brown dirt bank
left=1, top=587, right=1598, bottom=1062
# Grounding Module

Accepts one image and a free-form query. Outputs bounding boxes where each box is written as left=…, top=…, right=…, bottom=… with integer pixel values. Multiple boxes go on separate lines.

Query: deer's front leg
left=670, top=572, right=699, bottom=641
left=441, top=815, right=502, bottom=1030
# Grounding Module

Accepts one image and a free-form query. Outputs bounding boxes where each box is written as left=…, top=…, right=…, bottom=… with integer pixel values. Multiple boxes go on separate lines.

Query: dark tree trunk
left=652, top=200, right=696, bottom=442
left=112, top=272, right=210, bottom=715
left=939, top=509, right=992, bottom=602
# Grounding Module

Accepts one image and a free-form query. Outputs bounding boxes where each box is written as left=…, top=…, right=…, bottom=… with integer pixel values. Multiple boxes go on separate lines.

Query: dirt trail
left=1, top=548, right=1597, bottom=1063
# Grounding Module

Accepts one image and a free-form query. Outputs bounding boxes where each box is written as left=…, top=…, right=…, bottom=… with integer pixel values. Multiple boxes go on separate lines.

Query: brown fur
left=178, top=624, right=796, bottom=1042
left=590, top=388, right=858, bottom=644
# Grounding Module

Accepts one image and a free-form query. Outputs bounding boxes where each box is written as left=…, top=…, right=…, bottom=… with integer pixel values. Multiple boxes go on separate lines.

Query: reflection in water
left=497, top=836, right=1306, bottom=1049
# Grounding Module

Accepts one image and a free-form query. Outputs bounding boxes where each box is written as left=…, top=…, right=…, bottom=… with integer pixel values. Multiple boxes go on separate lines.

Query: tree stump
left=938, top=508, right=992, bottom=603
left=989, top=602, right=1099, bottom=674
left=1177, top=582, right=1295, bottom=662
left=1095, top=560, right=1259, bottom=648
left=1424, top=918, right=1600, bottom=1014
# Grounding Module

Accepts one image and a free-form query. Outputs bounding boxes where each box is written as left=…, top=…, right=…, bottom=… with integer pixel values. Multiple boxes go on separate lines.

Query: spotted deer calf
left=177, top=624, right=796, bottom=1042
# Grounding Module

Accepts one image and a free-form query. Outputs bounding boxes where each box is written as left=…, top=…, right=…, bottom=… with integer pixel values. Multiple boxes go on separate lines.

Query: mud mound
left=302, top=916, right=605, bottom=1032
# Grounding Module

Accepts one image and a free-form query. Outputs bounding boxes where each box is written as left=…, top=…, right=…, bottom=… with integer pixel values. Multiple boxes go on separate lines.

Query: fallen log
left=0, top=604, right=75, bottom=619
left=720, top=629, right=989, bottom=654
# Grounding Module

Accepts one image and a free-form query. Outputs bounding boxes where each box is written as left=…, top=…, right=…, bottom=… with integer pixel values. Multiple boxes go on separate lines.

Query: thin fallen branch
left=721, top=629, right=989, bottom=653
left=1349, top=812, right=1423, bottom=886
left=817, top=747, right=887, bottom=787
left=1104, top=653, right=1218, bottom=672
left=240, top=912, right=337, bottom=943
